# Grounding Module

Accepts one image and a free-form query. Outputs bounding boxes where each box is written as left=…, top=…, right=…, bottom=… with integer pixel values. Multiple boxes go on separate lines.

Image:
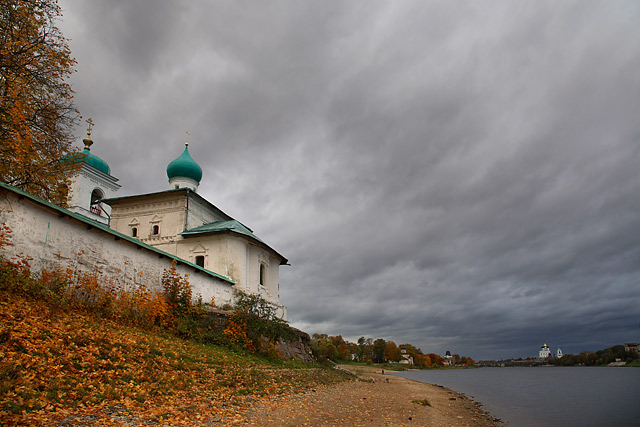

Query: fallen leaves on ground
left=0, top=292, right=345, bottom=426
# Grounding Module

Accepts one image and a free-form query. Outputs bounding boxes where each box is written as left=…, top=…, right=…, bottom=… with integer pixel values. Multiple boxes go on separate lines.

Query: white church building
left=539, top=343, right=551, bottom=358
left=0, top=125, right=288, bottom=317
left=538, top=343, right=563, bottom=359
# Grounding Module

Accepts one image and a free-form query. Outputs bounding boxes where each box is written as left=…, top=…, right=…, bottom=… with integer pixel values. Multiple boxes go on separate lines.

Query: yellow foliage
left=0, top=0, right=80, bottom=205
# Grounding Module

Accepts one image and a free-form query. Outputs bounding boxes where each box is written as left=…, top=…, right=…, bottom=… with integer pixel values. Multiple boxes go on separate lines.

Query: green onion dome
left=166, top=144, right=202, bottom=183
left=65, top=135, right=111, bottom=175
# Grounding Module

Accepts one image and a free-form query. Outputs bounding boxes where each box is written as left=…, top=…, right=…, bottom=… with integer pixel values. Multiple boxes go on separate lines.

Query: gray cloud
left=59, top=0, right=640, bottom=359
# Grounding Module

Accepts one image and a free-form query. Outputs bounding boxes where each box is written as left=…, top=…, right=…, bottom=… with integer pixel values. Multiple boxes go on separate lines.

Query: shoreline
left=242, top=366, right=502, bottom=426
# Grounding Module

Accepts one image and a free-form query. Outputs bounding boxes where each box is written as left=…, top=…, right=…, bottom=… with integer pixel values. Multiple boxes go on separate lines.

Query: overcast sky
left=58, top=0, right=640, bottom=360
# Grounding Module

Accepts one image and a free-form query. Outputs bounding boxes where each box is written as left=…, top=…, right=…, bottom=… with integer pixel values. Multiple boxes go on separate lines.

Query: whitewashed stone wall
left=0, top=186, right=234, bottom=306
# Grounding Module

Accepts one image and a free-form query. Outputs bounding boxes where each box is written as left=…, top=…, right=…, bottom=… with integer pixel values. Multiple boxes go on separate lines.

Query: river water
left=394, top=367, right=640, bottom=426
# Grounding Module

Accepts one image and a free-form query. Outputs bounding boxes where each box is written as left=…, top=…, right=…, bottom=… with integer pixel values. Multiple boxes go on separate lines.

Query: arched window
left=131, top=227, right=138, bottom=237
left=90, top=188, right=104, bottom=215
left=195, top=255, right=205, bottom=267
left=152, top=225, right=159, bottom=235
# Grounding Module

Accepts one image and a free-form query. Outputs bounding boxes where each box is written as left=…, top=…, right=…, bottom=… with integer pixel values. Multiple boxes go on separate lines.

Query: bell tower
left=67, top=118, right=121, bottom=224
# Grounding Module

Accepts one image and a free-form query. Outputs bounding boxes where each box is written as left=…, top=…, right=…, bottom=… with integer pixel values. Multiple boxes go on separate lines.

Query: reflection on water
left=395, top=366, right=640, bottom=427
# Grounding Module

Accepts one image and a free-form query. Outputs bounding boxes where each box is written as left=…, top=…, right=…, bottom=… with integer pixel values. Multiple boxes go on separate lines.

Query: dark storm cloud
left=59, top=0, right=640, bottom=359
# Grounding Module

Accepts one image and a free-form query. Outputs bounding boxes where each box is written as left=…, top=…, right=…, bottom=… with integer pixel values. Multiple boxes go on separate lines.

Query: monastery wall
left=0, top=186, right=234, bottom=306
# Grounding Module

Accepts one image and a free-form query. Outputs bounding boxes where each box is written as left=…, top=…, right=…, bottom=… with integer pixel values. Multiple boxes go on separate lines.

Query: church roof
left=181, top=220, right=264, bottom=242
left=181, top=220, right=288, bottom=265
left=166, top=144, right=202, bottom=183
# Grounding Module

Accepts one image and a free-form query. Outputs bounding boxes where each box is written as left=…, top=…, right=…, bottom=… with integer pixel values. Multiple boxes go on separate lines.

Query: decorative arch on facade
left=190, top=243, right=208, bottom=268
left=128, top=217, right=140, bottom=238
left=150, top=215, right=162, bottom=236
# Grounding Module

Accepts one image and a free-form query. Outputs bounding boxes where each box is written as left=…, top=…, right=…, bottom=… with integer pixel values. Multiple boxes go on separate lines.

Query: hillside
left=0, top=292, right=347, bottom=426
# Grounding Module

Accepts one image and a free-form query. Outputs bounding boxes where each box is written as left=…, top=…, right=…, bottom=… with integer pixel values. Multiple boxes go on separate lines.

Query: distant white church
left=539, top=343, right=551, bottom=358
left=538, top=343, right=563, bottom=359
left=0, top=123, right=287, bottom=317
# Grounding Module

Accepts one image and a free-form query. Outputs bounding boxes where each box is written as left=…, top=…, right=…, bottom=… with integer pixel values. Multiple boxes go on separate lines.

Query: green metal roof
left=0, top=180, right=234, bottom=284
left=166, top=145, right=202, bottom=183
left=181, top=220, right=264, bottom=242
left=180, top=220, right=288, bottom=265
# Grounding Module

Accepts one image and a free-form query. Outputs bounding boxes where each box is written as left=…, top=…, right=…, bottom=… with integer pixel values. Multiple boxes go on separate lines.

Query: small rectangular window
left=152, top=225, right=159, bottom=235
left=195, top=256, right=205, bottom=267
left=131, top=227, right=138, bottom=237
left=259, top=264, right=266, bottom=286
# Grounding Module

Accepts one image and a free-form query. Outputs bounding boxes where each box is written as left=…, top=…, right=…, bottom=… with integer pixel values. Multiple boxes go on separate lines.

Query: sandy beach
left=243, top=366, right=501, bottom=427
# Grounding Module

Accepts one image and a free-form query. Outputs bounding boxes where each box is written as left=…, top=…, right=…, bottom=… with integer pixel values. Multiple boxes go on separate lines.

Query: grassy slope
left=0, top=292, right=346, bottom=426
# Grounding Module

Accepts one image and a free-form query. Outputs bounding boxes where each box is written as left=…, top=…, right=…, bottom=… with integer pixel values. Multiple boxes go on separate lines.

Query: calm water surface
left=394, top=367, right=640, bottom=426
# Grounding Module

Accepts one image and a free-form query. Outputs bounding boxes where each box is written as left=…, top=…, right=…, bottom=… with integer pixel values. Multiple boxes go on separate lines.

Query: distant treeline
left=310, top=334, right=474, bottom=367
left=549, top=344, right=639, bottom=366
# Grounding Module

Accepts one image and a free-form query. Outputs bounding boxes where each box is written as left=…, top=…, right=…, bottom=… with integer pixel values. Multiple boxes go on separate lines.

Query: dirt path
left=242, top=367, right=501, bottom=427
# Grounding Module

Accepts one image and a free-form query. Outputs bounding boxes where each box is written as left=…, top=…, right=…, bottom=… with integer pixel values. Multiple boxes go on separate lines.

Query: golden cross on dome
left=86, top=118, right=94, bottom=136
left=185, top=131, right=190, bottom=146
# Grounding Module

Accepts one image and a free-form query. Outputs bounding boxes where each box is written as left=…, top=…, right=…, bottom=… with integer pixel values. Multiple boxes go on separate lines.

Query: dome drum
left=169, top=176, right=199, bottom=192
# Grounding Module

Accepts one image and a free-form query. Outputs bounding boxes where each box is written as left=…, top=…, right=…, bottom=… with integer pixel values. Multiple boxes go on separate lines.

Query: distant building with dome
left=538, top=343, right=563, bottom=359
left=63, top=124, right=287, bottom=316
left=539, top=343, right=551, bottom=358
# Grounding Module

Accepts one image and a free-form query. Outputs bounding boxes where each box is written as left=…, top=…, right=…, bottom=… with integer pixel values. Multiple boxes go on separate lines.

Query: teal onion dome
left=65, top=135, right=111, bottom=175
left=166, top=144, right=202, bottom=183
left=79, top=147, right=111, bottom=175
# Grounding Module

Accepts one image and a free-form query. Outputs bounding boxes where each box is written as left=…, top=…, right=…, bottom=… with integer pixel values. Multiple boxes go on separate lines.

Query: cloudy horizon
left=58, top=0, right=640, bottom=360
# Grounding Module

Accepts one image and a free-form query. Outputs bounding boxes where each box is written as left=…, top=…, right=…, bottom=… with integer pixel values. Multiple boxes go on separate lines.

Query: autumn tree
left=372, top=338, right=386, bottom=363
left=310, top=334, right=338, bottom=362
left=428, top=353, right=444, bottom=366
left=329, top=335, right=352, bottom=360
left=415, top=353, right=432, bottom=368
left=0, top=0, right=79, bottom=205
left=384, top=341, right=401, bottom=362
